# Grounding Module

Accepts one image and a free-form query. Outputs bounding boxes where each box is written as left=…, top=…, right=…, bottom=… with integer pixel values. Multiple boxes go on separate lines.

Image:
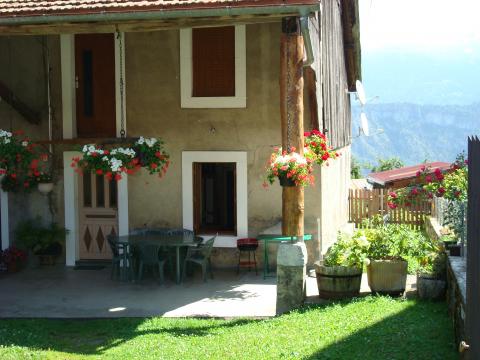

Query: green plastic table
left=257, top=234, right=312, bottom=279
left=115, top=233, right=202, bottom=284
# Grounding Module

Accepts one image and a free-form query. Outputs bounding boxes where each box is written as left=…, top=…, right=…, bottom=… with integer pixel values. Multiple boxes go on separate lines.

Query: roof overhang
left=0, top=1, right=319, bottom=35
left=340, top=0, right=362, bottom=91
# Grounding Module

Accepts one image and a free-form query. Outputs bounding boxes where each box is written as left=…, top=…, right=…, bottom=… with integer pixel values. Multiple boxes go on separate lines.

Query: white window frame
left=180, top=25, right=246, bottom=109
left=182, top=151, right=248, bottom=248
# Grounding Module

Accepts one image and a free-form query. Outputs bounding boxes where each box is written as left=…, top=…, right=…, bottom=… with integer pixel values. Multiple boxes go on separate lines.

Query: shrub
left=323, top=232, right=369, bottom=268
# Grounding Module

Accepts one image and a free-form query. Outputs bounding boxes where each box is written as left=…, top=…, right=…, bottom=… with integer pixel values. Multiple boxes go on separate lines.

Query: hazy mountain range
left=351, top=50, right=480, bottom=171
left=351, top=103, right=480, bottom=169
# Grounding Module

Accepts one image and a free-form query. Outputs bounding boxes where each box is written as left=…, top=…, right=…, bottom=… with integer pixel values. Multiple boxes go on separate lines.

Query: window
left=180, top=25, right=246, bottom=108
left=193, top=163, right=236, bottom=235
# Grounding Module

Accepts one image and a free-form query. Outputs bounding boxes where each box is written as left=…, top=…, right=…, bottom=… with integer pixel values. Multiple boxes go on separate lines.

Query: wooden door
left=78, top=174, right=118, bottom=260
left=75, top=34, right=116, bottom=138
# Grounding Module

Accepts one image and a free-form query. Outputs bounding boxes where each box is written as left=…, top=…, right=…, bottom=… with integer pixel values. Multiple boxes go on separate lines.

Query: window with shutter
left=180, top=25, right=246, bottom=108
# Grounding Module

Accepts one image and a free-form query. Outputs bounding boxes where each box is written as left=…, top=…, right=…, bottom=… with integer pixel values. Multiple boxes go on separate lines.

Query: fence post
left=465, top=136, right=480, bottom=359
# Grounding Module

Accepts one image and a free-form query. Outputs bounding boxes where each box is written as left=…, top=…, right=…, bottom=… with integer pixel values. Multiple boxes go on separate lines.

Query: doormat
left=74, top=265, right=106, bottom=270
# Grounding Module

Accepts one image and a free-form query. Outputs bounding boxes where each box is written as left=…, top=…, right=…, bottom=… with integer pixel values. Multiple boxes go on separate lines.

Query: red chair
left=237, top=238, right=258, bottom=275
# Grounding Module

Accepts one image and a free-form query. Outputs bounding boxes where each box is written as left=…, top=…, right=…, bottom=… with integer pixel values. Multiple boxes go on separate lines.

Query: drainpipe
left=300, top=16, right=314, bottom=67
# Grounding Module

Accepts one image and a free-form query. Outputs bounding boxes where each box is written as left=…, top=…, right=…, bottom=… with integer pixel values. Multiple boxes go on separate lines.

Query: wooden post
left=280, top=17, right=305, bottom=238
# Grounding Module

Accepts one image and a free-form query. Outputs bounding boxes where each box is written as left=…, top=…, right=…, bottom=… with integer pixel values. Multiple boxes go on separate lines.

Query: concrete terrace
left=0, top=266, right=417, bottom=318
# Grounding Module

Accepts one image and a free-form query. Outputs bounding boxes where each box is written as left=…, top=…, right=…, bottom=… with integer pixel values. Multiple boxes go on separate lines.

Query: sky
left=360, top=0, right=480, bottom=54
left=358, top=0, right=480, bottom=105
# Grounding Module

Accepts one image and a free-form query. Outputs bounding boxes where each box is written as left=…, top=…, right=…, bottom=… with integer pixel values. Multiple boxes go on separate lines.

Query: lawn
left=0, top=296, right=456, bottom=360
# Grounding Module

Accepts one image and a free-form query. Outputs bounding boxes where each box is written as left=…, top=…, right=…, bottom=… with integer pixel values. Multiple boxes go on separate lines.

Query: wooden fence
left=349, top=188, right=431, bottom=229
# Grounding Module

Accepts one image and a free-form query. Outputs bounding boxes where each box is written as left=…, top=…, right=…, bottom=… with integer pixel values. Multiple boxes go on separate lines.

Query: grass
left=0, top=296, right=456, bottom=360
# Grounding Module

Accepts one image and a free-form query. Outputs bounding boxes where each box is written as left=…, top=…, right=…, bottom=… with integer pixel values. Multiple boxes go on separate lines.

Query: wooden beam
left=280, top=17, right=305, bottom=237
left=0, top=81, right=41, bottom=124
left=305, top=67, right=319, bottom=131
left=36, top=137, right=139, bottom=146
left=0, top=14, right=293, bottom=36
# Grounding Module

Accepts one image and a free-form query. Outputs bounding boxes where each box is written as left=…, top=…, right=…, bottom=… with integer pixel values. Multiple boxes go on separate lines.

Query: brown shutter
left=192, top=26, right=235, bottom=97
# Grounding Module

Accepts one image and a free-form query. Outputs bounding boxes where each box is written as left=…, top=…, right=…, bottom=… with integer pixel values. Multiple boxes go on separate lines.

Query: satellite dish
left=356, top=80, right=367, bottom=106
left=360, top=112, right=370, bottom=136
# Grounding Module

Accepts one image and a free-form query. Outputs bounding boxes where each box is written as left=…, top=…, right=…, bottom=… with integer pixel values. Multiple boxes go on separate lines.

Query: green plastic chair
left=107, top=235, right=135, bottom=281
left=182, top=235, right=217, bottom=283
left=136, top=242, right=167, bottom=284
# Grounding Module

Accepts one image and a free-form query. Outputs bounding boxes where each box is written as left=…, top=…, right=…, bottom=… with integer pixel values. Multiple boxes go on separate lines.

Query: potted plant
left=365, top=224, right=420, bottom=296
left=417, top=251, right=447, bottom=300
left=0, top=246, right=27, bottom=273
left=15, top=219, right=68, bottom=266
left=265, top=147, right=315, bottom=187
left=37, top=172, right=54, bottom=194
left=314, top=231, right=368, bottom=299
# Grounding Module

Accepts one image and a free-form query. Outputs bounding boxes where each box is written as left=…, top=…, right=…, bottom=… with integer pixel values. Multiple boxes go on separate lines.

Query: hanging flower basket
left=304, top=129, right=340, bottom=166
left=72, top=136, right=170, bottom=181
left=0, top=129, right=50, bottom=192
left=279, top=176, right=296, bottom=187
left=264, top=147, right=315, bottom=187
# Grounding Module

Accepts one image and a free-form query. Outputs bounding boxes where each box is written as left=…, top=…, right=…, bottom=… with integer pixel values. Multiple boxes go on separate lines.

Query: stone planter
left=314, top=262, right=362, bottom=299
left=367, top=259, right=408, bottom=296
left=38, top=182, right=54, bottom=194
left=279, top=176, right=296, bottom=187
left=417, top=273, right=446, bottom=300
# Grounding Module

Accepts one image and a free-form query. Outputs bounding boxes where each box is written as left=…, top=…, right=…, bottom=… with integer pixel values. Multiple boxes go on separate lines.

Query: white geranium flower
left=102, top=156, right=109, bottom=162
left=109, top=158, right=123, bottom=172
left=145, top=138, right=157, bottom=147
left=137, top=136, right=145, bottom=145
left=21, top=141, right=28, bottom=147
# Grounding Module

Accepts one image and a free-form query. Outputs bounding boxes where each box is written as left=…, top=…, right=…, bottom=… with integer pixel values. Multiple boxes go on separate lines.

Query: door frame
left=63, top=152, right=129, bottom=266
left=182, top=151, right=248, bottom=248
left=60, top=32, right=126, bottom=139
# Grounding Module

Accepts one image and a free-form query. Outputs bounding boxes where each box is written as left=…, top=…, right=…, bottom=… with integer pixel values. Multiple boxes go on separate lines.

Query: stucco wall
left=318, top=145, right=352, bottom=255
left=0, top=23, right=352, bottom=268
left=125, top=23, right=340, bottom=266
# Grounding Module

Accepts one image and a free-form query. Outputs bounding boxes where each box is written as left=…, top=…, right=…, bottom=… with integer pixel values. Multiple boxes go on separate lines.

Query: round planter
left=38, top=182, right=54, bottom=194
left=37, top=254, right=57, bottom=266
left=314, top=261, right=362, bottom=299
left=417, top=273, right=446, bottom=300
left=367, top=259, right=407, bottom=296
left=279, top=176, right=296, bottom=187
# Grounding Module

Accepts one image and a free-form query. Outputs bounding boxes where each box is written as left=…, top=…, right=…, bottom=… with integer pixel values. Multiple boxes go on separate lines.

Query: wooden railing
left=348, top=188, right=431, bottom=229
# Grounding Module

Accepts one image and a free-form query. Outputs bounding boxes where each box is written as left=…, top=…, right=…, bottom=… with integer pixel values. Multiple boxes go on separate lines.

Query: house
left=0, top=0, right=361, bottom=268
left=367, top=162, right=451, bottom=190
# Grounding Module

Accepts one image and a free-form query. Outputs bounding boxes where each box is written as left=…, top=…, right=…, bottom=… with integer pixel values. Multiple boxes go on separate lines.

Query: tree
left=369, top=157, right=404, bottom=173
left=351, top=157, right=362, bottom=179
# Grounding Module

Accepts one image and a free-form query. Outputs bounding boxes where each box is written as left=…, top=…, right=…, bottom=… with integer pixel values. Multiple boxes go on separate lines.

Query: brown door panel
left=75, top=34, right=116, bottom=138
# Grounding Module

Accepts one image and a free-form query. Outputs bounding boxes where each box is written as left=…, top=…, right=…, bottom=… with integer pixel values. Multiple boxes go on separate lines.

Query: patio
left=0, top=265, right=417, bottom=318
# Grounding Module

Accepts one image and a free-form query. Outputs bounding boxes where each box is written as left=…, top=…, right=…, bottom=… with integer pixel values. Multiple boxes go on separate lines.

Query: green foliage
left=351, top=156, right=362, bottom=179
left=0, top=297, right=456, bottom=359
left=369, top=157, right=404, bottom=173
left=323, top=232, right=368, bottom=268
left=15, top=219, right=68, bottom=255
left=443, top=201, right=467, bottom=243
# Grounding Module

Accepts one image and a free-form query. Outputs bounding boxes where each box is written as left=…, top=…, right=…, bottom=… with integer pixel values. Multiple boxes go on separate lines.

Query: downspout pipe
left=0, top=5, right=319, bottom=27
left=300, top=16, right=314, bottom=67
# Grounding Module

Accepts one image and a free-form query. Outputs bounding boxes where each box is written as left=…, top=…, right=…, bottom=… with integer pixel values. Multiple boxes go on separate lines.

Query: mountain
left=351, top=103, right=480, bottom=169
left=361, top=50, right=480, bottom=105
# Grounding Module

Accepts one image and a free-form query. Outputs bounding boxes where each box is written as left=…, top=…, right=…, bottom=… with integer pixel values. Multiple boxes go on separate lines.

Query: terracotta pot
left=367, top=259, right=407, bottom=296
left=38, top=182, right=54, bottom=194
left=7, top=262, right=20, bottom=273
left=279, top=176, right=296, bottom=187
left=315, top=261, right=362, bottom=299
